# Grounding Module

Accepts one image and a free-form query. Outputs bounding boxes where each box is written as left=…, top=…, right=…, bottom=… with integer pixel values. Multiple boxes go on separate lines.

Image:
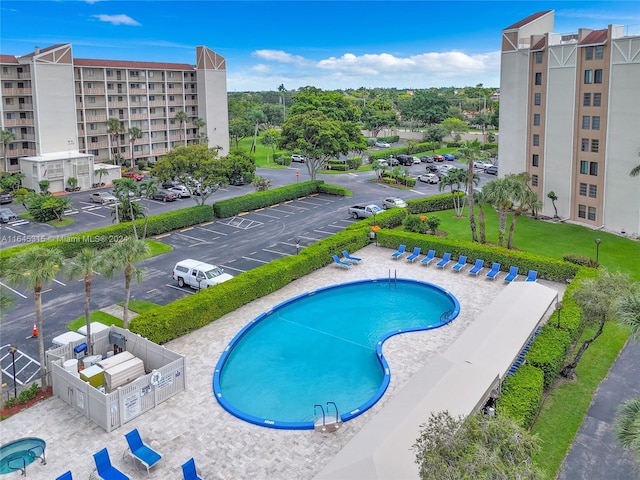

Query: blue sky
left=2, top=1, right=639, bottom=91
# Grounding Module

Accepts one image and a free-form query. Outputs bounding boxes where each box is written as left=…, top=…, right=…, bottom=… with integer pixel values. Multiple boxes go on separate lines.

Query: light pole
left=595, top=238, right=601, bottom=264
left=295, top=237, right=300, bottom=255
left=555, top=301, right=563, bottom=329
left=196, top=272, right=205, bottom=291
left=8, top=346, right=17, bottom=398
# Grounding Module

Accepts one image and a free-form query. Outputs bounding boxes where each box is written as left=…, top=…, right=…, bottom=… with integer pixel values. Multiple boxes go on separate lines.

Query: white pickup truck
left=347, top=204, right=383, bottom=219
left=172, top=259, right=234, bottom=289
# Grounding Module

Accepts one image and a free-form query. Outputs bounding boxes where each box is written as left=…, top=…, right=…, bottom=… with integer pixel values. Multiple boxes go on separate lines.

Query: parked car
left=89, top=192, right=117, bottom=204
left=387, top=157, right=399, bottom=166
left=420, top=155, right=434, bottom=163
left=443, top=153, right=457, bottom=161
left=376, top=159, right=389, bottom=168
left=152, top=190, right=179, bottom=202
left=481, top=162, right=495, bottom=170
left=396, top=155, right=414, bottom=166
left=110, top=189, right=136, bottom=199
left=484, top=165, right=499, bottom=175
left=382, top=197, right=408, bottom=209
left=168, top=185, right=191, bottom=198
left=172, top=259, right=234, bottom=289
left=122, top=171, right=145, bottom=181
left=417, top=173, right=439, bottom=184
left=433, top=155, right=445, bottom=162
left=0, top=207, right=18, bottom=223
left=473, top=160, right=486, bottom=169
left=412, top=156, right=422, bottom=164
left=161, top=180, right=182, bottom=189
left=425, top=164, right=440, bottom=173
left=0, top=192, right=12, bottom=204
left=291, top=154, right=306, bottom=163
left=374, top=141, right=390, bottom=148
left=347, top=204, right=384, bottom=219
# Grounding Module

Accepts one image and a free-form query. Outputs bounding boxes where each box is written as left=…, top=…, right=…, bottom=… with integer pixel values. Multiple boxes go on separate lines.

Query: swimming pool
left=0, top=437, right=46, bottom=475
left=213, top=278, right=459, bottom=429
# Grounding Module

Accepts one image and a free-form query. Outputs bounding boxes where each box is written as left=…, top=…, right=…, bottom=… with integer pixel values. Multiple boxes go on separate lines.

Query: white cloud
left=251, top=64, right=272, bottom=73
left=253, top=50, right=309, bottom=65
left=93, top=14, right=141, bottom=26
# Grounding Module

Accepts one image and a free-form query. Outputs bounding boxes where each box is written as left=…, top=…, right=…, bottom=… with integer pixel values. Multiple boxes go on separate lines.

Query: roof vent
left=35, top=46, right=40, bottom=54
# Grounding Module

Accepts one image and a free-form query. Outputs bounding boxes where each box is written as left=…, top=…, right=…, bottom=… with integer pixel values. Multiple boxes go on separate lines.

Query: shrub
left=407, top=193, right=461, bottom=214
left=274, top=155, right=291, bottom=166
left=403, top=215, right=428, bottom=234
left=345, top=157, right=363, bottom=170
left=425, top=216, right=441, bottom=234
left=497, top=364, right=544, bottom=429
left=563, top=253, right=598, bottom=268
left=526, top=325, right=572, bottom=389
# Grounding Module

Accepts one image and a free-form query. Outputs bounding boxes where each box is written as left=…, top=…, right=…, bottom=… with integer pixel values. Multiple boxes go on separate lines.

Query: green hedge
left=407, top=194, right=459, bottom=214
left=212, top=180, right=339, bottom=218
left=497, top=364, right=544, bottom=429
left=318, top=183, right=352, bottom=197
left=0, top=205, right=212, bottom=275
left=130, top=228, right=370, bottom=343
left=526, top=325, right=572, bottom=389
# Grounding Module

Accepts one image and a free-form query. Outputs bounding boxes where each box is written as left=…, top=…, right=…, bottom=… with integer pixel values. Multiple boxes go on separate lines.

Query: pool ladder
left=388, top=269, right=397, bottom=288
left=314, top=402, right=342, bottom=433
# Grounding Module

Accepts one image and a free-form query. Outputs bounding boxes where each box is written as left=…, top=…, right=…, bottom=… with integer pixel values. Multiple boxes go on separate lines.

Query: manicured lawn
left=116, top=299, right=161, bottom=314
left=66, top=311, right=123, bottom=331
left=143, top=239, right=173, bottom=258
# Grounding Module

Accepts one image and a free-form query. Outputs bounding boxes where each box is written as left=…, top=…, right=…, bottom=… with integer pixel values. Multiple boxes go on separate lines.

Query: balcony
left=150, top=147, right=168, bottom=155
left=130, top=113, right=147, bottom=120
left=149, top=100, right=166, bottom=107
left=167, top=88, right=183, bottom=94
left=150, top=124, right=166, bottom=131
left=4, top=118, right=34, bottom=126
left=108, top=101, right=128, bottom=108
left=84, top=88, right=105, bottom=95
left=2, top=88, right=33, bottom=95
left=12, top=148, right=37, bottom=156
left=130, top=88, right=147, bottom=95
left=85, top=115, right=107, bottom=122
left=19, top=134, right=36, bottom=141
left=87, top=141, right=109, bottom=149
left=184, top=99, right=198, bottom=106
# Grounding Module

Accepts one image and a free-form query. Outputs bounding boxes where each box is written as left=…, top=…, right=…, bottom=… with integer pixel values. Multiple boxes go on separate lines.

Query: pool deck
left=2, top=245, right=565, bottom=480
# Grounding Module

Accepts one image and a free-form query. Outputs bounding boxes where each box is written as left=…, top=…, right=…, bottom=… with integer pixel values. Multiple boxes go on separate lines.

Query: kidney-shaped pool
left=213, top=278, right=460, bottom=429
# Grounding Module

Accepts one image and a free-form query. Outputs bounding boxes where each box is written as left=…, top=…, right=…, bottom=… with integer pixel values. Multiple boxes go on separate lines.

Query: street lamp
left=295, top=237, right=300, bottom=255
left=594, top=238, right=601, bottom=264
left=7, top=346, right=17, bottom=398
left=195, top=272, right=205, bottom=291
left=555, top=302, right=563, bottom=329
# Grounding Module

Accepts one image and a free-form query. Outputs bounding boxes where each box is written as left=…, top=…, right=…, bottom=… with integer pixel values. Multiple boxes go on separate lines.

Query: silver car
left=382, top=197, right=408, bottom=209
left=90, top=192, right=117, bottom=204
left=0, top=207, right=18, bottom=223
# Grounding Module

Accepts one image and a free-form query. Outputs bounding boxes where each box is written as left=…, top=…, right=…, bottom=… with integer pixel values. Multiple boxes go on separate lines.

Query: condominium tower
left=0, top=44, right=229, bottom=177
left=499, top=10, right=640, bottom=237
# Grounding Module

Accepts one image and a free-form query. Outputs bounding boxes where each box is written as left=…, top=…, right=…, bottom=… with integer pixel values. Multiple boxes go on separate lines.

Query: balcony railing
left=150, top=124, right=166, bottom=131
left=87, top=141, right=109, bottom=149
left=130, top=88, right=147, bottom=94
left=12, top=148, right=36, bottom=156
left=84, top=88, right=105, bottom=95
left=149, top=100, right=166, bottom=107
left=130, top=113, right=147, bottom=120
left=108, top=101, right=128, bottom=108
left=4, top=119, right=34, bottom=126
left=85, top=115, right=107, bottom=122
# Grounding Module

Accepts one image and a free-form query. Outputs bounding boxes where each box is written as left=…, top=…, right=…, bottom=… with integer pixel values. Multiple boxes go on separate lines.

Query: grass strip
left=66, top=310, right=123, bottom=331
left=116, top=299, right=161, bottom=314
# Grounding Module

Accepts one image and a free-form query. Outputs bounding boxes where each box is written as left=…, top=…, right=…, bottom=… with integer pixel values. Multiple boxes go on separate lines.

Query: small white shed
left=19, top=151, right=95, bottom=193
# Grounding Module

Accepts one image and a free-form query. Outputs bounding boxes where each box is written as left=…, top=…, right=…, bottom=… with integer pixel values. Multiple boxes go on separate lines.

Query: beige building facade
left=1, top=43, right=229, bottom=181
left=499, top=10, right=640, bottom=237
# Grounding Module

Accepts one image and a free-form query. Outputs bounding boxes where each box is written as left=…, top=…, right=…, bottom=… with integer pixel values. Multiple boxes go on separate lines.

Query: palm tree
left=506, top=173, right=537, bottom=249
left=438, top=168, right=473, bottom=217
left=1, top=129, right=17, bottom=172
left=192, top=118, right=206, bottom=144
left=615, top=398, right=640, bottom=461
left=94, top=167, right=109, bottom=187
left=107, top=118, right=124, bottom=165
left=473, top=189, right=489, bottom=244
left=483, top=177, right=514, bottom=247
left=247, top=108, right=266, bottom=154
left=174, top=110, right=188, bottom=145
left=138, top=179, right=158, bottom=240
left=456, top=139, right=483, bottom=242
left=112, top=178, right=143, bottom=237
left=102, top=237, right=149, bottom=329
left=278, top=83, right=287, bottom=121
left=5, top=247, right=64, bottom=390
left=618, top=291, right=640, bottom=340
left=128, top=126, right=143, bottom=170
left=66, top=248, right=106, bottom=354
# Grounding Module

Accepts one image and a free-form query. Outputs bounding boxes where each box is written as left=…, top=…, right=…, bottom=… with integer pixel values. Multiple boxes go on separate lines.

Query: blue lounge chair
left=504, top=266, right=519, bottom=282
left=391, top=244, right=406, bottom=260
left=421, top=249, right=436, bottom=266
left=436, top=252, right=451, bottom=269
left=406, top=247, right=421, bottom=262
left=332, top=254, right=352, bottom=269
left=56, top=472, right=73, bottom=480
left=468, top=259, right=484, bottom=276
left=93, top=448, right=129, bottom=480
left=451, top=255, right=467, bottom=272
left=342, top=250, right=362, bottom=263
left=485, top=262, right=501, bottom=280
left=124, top=428, right=162, bottom=477
left=525, top=270, right=538, bottom=282
left=182, top=458, right=203, bottom=480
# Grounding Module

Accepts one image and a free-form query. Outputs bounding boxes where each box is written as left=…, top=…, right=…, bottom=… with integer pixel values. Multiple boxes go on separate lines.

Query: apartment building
left=499, top=10, right=640, bottom=237
left=0, top=43, right=229, bottom=186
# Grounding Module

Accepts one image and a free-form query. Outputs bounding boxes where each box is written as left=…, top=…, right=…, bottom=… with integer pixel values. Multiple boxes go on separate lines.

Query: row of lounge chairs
left=56, top=428, right=202, bottom=480
left=391, top=245, right=538, bottom=282
left=332, top=250, right=362, bottom=268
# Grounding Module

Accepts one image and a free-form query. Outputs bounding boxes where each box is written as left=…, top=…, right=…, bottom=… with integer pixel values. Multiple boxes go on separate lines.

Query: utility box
left=80, top=364, right=105, bottom=388
left=97, top=351, right=134, bottom=370
left=104, top=357, right=145, bottom=392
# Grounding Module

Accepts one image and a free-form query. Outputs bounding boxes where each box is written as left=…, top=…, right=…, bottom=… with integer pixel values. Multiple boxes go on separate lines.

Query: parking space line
left=2, top=225, right=26, bottom=235
left=9, top=221, right=29, bottom=227
left=0, top=282, right=28, bottom=299
left=53, top=279, right=66, bottom=286
left=219, top=264, right=246, bottom=273
left=196, top=227, right=227, bottom=236
left=166, top=284, right=194, bottom=294
left=251, top=212, right=281, bottom=219
left=83, top=210, right=106, bottom=218
left=41, top=289, right=52, bottom=294
left=324, top=224, right=345, bottom=229
left=263, top=248, right=291, bottom=257
left=313, top=229, right=335, bottom=235
left=176, top=233, right=208, bottom=242
left=242, top=256, right=268, bottom=264
left=297, top=234, right=322, bottom=241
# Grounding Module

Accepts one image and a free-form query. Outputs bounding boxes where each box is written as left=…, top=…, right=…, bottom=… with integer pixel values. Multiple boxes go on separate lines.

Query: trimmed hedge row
left=525, top=325, right=572, bottom=389
left=0, top=205, right=212, bottom=275
left=317, top=183, right=352, bottom=197
left=130, top=228, right=370, bottom=343
left=497, top=365, right=545, bottom=429
left=212, top=180, right=333, bottom=218
left=407, top=193, right=461, bottom=214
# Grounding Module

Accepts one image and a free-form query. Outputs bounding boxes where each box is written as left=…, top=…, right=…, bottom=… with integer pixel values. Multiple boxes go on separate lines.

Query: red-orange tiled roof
left=580, top=29, right=608, bottom=45
left=74, top=58, right=195, bottom=71
left=505, top=10, right=553, bottom=30
left=531, top=37, right=547, bottom=51
left=0, top=55, right=19, bottom=64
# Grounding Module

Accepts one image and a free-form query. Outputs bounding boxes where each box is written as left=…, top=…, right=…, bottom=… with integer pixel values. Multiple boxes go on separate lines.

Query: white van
left=172, top=259, right=234, bottom=289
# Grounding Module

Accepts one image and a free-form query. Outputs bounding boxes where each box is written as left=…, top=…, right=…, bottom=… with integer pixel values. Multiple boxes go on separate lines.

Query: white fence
left=47, top=326, right=186, bottom=432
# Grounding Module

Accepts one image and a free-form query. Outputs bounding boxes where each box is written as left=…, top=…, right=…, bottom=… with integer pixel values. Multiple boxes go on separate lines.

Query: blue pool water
left=0, top=437, right=46, bottom=475
left=213, top=278, right=459, bottom=429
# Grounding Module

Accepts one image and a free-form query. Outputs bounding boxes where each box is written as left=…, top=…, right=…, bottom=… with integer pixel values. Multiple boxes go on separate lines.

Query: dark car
left=420, top=156, right=434, bottom=163
left=426, top=164, right=440, bottom=173
left=152, top=190, right=179, bottom=202
left=433, top=155, right=445, bottom=162
left=161, top=180, right=182, bottom=189
left=0, top=192, right=12, bottom=204
left=387, top=157, right=400, bottom=166
left=396, top=155, right=414, bottom=166
left=484, top=165, right=498, bottom=175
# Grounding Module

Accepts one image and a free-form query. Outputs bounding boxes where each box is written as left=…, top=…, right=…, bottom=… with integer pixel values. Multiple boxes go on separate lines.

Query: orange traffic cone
left=32, top=323, right=38, bottom=338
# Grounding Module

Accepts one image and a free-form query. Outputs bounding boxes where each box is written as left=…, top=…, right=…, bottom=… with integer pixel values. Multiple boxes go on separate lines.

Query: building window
left=581, top=138, right=589, bottom=152
left=595, top=45, right=604, bottom=59
left=588, top=207, right=596, bottom=221
left=534, top=72, right=542, bottom=85
left=168, top=84, right=174, bottom=89
left=593, top=93, right=602, bottom=107
left=585, top=46, right=594, bottom=60
left=88, top=96, right=96, bottom=104
left=533, top=113, right=540, bottom=126
left=532, top=154, right=539, bottom=167
left=580, top=161, right=589, bottom=174
left=579, top=183, right=587, bottom=196
left=584, top=70, right=593, bottom=84
left=583, top=93, right=591, bottom=107
left=591, top=139, right=599, bottom=153
left=531, top=174, right=539, bottom=187
left=532, top=134, right=540, bottom=147
left=590, top=161, right=598, bottom=176
left=592, top=116, right=600, bottom=130
left=91, top=136, right=98, bottom=143
left=589, top=184, right=597, bottom=198
left=535, top=51, right=543, bottom=64
left=534, top=93, right=541, bottom=105
left=86, top=69, right=94, bottom=77
left=582, top=116, right=590, bottom=129
left=594, top=69, right=603, bottom=84
left=106, top=70, right=113, bottom=77
left=4, top=82, right=12, bottom=89
left=578, top=204, right=586, bottom=218
left=169, top=95, right=175, bottom=102
left=90, top=123, right=97, bottom=130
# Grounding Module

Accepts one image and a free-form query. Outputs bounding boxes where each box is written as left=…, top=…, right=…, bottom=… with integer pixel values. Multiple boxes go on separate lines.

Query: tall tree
left=112, top=178, right=144, bottom=234
left=473, top=189, right=489, bottom=244
left=561, top=270, right=635, bottom=378
left=483, top=177, right=514, bottom=247
left=289, top=86, right=360, bottom=122
left=440, top=117, right=470, bottom=142
left=5, top=247, right=64, bottom=390
left=107, top=118, right=124, bottom=165
left=128, top=126, right=143, bottom=170
left=505, top=172, right=538, bottom=249
left=1, top=129, right=17, bottom=172
left=260, top=129, right=280, bottom=163
left=278, top=83, right=287, bottom=121
left=138, top=178, right=158, bottom=239
left=361, top=99, right=398, bottom=137
left=438, top=168, right=473, bottom=217
left=66, top=248, right=106, bottom=354
left=615, top=398, right=640, bottom=462
left=174, top=110, right=189, bottom=145
left=547, top=191, right=559, bottom=218
left=456, top=139, right=484, bottom=242
left=229, top=118, right=253, bottom=147
left=102, top=237, right=150, bottom=329
left=192, top=117, right=206, bottom=144
left=247, top=108, right=267, bottom=154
